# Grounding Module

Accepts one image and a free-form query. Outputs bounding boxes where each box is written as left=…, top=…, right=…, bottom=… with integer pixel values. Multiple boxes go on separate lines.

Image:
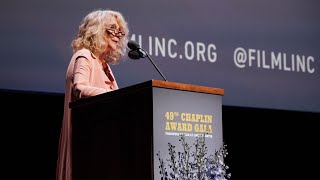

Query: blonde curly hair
left=72, top=9, right=129, bottom=64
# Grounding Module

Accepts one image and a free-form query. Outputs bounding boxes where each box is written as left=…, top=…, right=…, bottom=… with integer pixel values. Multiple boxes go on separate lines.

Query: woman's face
left=105, top=16, right=124, bottom=52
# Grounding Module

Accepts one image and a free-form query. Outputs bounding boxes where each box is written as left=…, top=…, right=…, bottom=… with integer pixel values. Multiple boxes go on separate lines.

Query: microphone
left=128, top=48, right=147, bottom=59
left=128, top=50, right=140, bottom=60
left=127, top=40, right=168, bottom=82
left=127, top=40, right=140, bottom=50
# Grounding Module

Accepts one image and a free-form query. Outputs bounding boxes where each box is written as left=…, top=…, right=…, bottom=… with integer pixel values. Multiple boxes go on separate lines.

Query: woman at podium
left=56, top=9, right=129, bottom=180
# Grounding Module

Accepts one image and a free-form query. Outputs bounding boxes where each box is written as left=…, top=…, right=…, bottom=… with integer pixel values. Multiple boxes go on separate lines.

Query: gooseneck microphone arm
left=141, top=49, right=168, bottom=82
left=127, top=40, right=168, bottom=82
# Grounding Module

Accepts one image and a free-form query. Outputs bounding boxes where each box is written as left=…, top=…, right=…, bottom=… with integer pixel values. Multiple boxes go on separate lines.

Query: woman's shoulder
left=72, top=48, right=97, bottom=61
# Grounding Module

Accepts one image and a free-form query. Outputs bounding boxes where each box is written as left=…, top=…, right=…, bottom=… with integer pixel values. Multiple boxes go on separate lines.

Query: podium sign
left=153, top=87, right=223, bottom=179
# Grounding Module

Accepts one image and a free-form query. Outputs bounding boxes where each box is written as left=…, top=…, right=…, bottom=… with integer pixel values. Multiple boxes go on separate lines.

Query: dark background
left=2, top=89, right=319, bottom=179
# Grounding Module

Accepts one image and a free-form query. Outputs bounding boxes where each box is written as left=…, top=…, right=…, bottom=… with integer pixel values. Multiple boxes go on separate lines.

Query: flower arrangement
left=156, top=134, right=231, bottom=180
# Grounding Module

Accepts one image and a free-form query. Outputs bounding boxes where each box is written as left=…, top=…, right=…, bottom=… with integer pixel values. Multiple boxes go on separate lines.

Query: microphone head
left=127, top=40, right=140, bottom=50
left=128, top=50, right=141, bottom=60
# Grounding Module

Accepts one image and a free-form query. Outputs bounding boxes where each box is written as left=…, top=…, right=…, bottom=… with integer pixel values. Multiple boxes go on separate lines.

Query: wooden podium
left=70, top=80, right=224, bottom=180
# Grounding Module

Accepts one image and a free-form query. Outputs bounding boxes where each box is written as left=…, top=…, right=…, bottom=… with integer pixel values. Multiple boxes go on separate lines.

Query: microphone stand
left=140, top=49, right=168, bottom=82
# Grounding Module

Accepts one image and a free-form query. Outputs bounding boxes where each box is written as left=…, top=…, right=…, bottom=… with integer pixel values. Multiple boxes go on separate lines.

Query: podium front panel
left=71, top=80, right=223, bottom=180
left=152, top=87, right=223, bottom=179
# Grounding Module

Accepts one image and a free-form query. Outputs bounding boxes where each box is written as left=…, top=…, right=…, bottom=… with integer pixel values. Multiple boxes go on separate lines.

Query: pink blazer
left=56, top=49, right=118, bottom=180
